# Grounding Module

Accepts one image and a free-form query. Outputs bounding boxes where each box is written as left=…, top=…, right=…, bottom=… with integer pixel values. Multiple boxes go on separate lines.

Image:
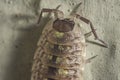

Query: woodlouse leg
left=85, top=55, right=98, bottom=64
left=84, top=29, right=97, bottom=38
left=84, top=31, right=92, bottom=38
left=37, top=7, right=64, bottom=24
left=74, top=14, right=108, bottom=48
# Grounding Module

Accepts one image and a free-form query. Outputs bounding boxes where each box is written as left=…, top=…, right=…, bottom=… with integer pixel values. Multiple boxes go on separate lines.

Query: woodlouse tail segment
left=85, top=55, right=98, bottom=64
left=37, top=8, right=64, bottom=24
left=74, top=14, right=108, bottom=48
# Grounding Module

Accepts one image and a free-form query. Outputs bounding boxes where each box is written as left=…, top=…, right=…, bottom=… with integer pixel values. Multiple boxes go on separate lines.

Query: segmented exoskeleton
left=31, top=3, right=107, bottom=80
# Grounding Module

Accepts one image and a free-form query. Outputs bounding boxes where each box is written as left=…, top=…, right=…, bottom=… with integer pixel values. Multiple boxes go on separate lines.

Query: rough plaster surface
left=0, top=0, right=120, bottom=80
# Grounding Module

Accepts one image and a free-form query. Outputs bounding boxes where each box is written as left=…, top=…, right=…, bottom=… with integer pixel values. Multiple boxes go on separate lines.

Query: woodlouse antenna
left=37, top=8, right=64, bottom=24
left=74, top=14, right=108, bottom=48
left=70, top=2, right=82, bottom=15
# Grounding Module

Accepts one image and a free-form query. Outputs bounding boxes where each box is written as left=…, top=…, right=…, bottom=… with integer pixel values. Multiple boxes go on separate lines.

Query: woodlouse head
left=53, top=18, right=75, bottom=32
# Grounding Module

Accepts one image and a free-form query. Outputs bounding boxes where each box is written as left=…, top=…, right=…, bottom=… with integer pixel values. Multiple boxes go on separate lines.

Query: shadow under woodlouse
left=4, top=3, right=45, bottom=80
left=4, top=23, right=42, bottom=80
left=23, top=0, right=42, bottom=15
left=4, top=2, right=61, bottom=80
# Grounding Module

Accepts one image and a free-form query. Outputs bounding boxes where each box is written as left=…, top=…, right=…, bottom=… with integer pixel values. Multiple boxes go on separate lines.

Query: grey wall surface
left=0, top=0, right=120, bottom=80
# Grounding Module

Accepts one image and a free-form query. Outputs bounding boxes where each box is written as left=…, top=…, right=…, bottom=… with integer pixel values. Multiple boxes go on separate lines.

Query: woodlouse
left=31, top=3, right=107, bottom=80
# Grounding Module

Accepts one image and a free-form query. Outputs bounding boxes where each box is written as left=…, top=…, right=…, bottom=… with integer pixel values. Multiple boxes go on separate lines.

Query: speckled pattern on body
left=31, top=17, right=86, bottom=80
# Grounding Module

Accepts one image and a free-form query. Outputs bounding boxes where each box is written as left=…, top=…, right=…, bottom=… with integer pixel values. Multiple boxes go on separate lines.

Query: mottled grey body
left=31, top=3, right=107, bottom=80
left=31, top=19, right=86, bottom=80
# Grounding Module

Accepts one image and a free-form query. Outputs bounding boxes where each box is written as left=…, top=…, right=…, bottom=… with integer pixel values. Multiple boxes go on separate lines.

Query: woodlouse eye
left=53, top=18, right=75, bottom=32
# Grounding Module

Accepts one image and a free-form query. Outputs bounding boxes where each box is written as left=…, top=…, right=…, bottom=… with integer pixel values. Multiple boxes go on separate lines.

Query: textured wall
left=0, top=0, right=120, bottom=80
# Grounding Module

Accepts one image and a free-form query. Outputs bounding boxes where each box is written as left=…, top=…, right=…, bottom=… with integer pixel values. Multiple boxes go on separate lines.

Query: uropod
left=31, top=3, right=107, bottom=80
